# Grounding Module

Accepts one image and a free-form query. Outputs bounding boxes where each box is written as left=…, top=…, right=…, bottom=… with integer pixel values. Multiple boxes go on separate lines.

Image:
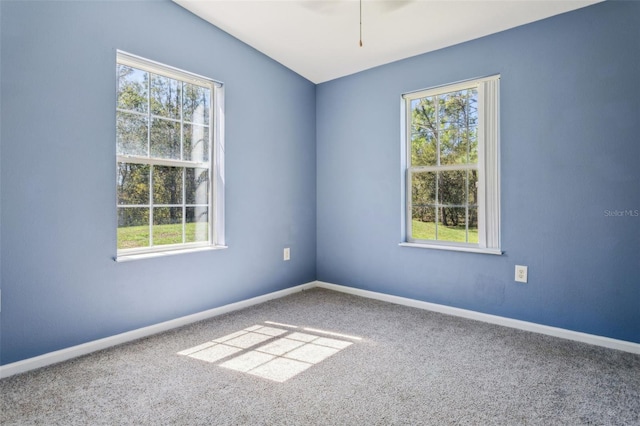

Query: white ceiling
left=173, top=0, right=602, bottom=83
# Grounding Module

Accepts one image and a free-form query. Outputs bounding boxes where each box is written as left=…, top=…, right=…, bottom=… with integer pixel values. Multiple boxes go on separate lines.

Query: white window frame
left=400, top=75, right=501, bottom=255
left=115, top=51, right=226, bottom=261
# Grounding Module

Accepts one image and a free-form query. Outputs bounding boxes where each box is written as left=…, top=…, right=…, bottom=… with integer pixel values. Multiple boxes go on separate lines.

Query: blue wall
left=0, top=0, right=316, bottom=364
left=317, top=1, right=639, bottom=344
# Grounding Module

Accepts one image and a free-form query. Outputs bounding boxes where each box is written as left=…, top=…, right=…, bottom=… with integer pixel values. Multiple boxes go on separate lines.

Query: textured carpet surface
left=1, top=288, right=639, bottom=425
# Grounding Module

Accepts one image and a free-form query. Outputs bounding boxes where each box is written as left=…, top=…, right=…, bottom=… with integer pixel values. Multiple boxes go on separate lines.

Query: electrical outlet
left=283, top=248, right=290, bottom=261
left=515, top=265, right=528, bottom=283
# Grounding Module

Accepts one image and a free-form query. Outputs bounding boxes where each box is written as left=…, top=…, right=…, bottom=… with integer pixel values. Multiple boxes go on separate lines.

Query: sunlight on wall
left=178, top=322, right=360, bottom=382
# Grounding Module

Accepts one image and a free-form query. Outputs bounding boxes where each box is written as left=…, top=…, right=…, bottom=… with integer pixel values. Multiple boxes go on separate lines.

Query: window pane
left=440, top=129, right=468, bottom=165
left=468, top=89, right=478, bottom=127
left=149, top=118, right=180, bottom=160
left=411, top=97, right=436, bottom=134
left=118, top=207, right=149, bottom=249
left=468, top=207, right=479, bottom=243
left=465, top=126, right=478, bottom=164
left=412, top=172, right=436, bottom=206
left=438, top=170, right=466, bottom=206
left=468, top=170, right=478, bottom=206
left=186, top=168, right=209, bottom=205
left=117, top=65, right=148, bottom=113
left=411, top=206, right=436, bottom=241
left=183, top=83, right=210, bottom=125
left=437, top=207, right=467, bottom=242
left=117, top=163, right=149, bottom=205
left=150, top=74, right=181, bottom=119
left=186, top=207, right=208, bottom=243
left=116, top=112, right=148, bottom=156
left=443, top=91, right=470, bottom=128
left=183, top=124, right=209, bottom=162
left=153, top=166, right=183, bottom=205
left=411, top=131, right=436, bottom=167
left=437, top=94, right=449, bottom=130
left=411, top=97, right=437, bottom=167
left=153, top=207, right=183, bottom=246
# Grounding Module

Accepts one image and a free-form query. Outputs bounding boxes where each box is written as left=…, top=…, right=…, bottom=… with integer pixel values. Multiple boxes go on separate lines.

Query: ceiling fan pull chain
left=359, top=0, right=363, bottom=47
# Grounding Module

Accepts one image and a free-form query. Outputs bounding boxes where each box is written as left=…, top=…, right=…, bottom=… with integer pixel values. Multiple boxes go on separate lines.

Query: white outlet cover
left=515, top=265, right=528, bottom=283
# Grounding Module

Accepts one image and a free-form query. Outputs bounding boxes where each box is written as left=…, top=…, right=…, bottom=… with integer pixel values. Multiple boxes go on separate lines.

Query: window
left=116, top=51, right=225, bottom=260
left=402, top=75, right=500, bottom=254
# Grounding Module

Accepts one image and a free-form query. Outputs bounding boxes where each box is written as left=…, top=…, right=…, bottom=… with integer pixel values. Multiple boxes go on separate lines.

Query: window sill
left=399, top=242, right=502, bottom=255
left=115, top=245, right=228, bottom=262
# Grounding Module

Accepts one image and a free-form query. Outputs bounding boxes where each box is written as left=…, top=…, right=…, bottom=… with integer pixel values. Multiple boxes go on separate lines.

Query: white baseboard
left=2, top=279, right=638, bottom=379
left=0, top=282, right=316, bottom=379
left=314, top=281, right=640, bottom=355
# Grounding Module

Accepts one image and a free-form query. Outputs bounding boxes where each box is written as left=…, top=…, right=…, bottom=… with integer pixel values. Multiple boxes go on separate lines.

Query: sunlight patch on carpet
left=178, top=323, right=358, bottom=382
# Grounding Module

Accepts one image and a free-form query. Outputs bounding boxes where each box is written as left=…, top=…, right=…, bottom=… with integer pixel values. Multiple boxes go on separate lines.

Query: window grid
left=116, top=52, right=219, bottom=257
left=408, top=88, right=478, bottom=245
left=403, top=75, right=500, bottom=253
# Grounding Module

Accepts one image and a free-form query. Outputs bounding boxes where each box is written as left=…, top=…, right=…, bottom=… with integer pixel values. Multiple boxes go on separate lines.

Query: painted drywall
left=316, top=1, right=640, bottom=344
left=0, top=0, right=316, bottom=364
